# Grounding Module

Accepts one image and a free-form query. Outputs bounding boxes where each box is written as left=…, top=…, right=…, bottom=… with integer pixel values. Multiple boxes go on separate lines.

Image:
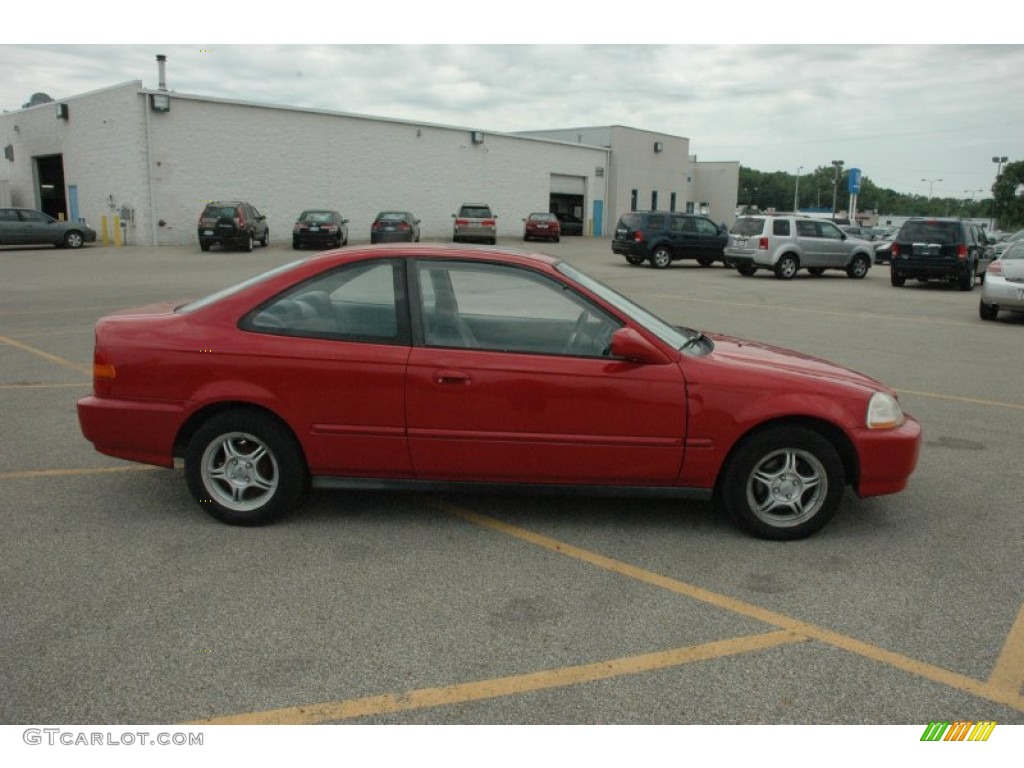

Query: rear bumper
left=890, top=258, right=971, bottom=279
left=77, top=395, right=186, bottom=468
left=852, top=416, right=922, bottom=498
left=371, top=232, right=414, bottom=243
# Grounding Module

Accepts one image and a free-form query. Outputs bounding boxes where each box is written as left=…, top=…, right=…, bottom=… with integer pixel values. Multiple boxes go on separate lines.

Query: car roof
left=305, top=243, right=560, bottom=269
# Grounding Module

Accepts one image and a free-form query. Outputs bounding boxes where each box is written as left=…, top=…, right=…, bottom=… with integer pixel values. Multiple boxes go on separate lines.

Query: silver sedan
left=0, top=207, right=97, bottom=248
left=979, top=240, right=1024, bottom=320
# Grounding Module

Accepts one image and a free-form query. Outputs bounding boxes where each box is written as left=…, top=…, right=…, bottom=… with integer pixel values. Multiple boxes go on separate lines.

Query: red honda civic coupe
left=78, top=244, right=921, bottom=540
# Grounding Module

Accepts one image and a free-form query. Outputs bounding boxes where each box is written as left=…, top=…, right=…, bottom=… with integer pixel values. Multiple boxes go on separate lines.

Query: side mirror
left=610, top=328, right=671, bottom=365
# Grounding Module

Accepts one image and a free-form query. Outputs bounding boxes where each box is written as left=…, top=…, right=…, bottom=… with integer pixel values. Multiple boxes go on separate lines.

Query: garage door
left=550, top=174, right=585, bottom=195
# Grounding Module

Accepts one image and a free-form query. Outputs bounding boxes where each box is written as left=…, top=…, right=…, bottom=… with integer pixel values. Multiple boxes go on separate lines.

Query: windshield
left=176, top=259, right=307, bottom=313
left=556, top=262, right=692, bottom=350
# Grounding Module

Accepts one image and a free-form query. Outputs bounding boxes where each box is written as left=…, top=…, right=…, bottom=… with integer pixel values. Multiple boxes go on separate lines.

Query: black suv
left=612, top=211, right=729, bottom=268
left=889, top=218, right=993, bottom=290
left=198, top=201, right=270, bottom=252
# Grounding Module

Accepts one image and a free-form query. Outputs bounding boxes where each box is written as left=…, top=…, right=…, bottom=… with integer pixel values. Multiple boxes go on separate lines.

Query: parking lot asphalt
left=1, top=236, right=1022, bottom=726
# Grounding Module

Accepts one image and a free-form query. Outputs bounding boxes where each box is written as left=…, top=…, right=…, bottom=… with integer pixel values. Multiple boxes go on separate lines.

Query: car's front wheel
left=719, top=426, right=844, bottom=540
left=650, top=247, right=672, bottom=269
left=185, top=410, right=308, bottom=526
left=846, top=254, right=870, bottom=279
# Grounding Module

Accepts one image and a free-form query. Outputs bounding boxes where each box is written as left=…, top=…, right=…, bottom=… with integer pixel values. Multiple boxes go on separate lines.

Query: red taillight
left=988, top=260, right=1003, bottom=276
left=758, top=237, right=769, bottom=250
left=957, top=244, right=967, bottom=260
left=482, top=219, right=495, bottom=227
left=891, top=243, right=900, bottom=257
left=398, top=222, right=410, bottom=230
left=236, top=209, right=246, bottom=229
left=455, top=219, right=469, bottom=226
left=633, top=231, right=643, bottom=243
left=372, top=222, right=383, bottom=230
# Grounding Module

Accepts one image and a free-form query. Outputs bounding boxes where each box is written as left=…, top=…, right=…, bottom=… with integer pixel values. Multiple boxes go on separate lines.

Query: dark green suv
left=611, top=211, right=728, bottom=268
left=889, top=218, right=993, bottom=290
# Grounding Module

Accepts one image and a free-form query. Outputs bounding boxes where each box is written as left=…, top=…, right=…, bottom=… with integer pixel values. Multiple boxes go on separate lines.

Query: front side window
left=20, top=210, right=52, bottom=224
left=819, top=222, right=844, bottom=240
left=415, top=261, right=621, bottom=357
left=694, top=218, right=719, bottom=235
left=244, top=259, right=405, bottom=343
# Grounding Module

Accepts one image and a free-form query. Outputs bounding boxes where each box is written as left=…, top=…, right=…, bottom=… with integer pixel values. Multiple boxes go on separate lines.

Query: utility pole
left=830, top=160, right=844, bottom=220
left=793, top=166, right=803, bottom=212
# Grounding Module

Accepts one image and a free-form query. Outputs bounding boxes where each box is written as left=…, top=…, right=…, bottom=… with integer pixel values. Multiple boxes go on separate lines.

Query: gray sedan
left=0, top=207, right=97, bottom=248
left=979, top=240, right=1024, bottom=320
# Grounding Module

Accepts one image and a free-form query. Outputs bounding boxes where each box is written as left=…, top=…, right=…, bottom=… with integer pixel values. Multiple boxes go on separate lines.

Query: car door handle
left=434, top=370, right=471, bottom=385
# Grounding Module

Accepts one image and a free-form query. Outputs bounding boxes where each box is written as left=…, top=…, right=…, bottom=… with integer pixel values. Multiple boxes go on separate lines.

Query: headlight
left=866, top=392, right=905, bottom=430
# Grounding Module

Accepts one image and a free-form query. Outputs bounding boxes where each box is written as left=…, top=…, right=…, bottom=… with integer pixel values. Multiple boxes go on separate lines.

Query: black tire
left=958, top=266, right=974, bottom=292
left=979, top=299, right=999, bottom=321
left=774, top=254, right=799, bottom=280
left=259, top=229, right=269, bottom=247
left=243, top=233, right=254, bottom=253
left=697, top=258, right=714, bottom=267
left=737, top=264, right=757, bottom=277
left=185, top=410, right=308, bottom=526
left=846, top=255, right=870, bottom=279
left=625, top=255, right=645, bottom=266
left=808, top=267, right=826, bottom=276
left=890, top=271, right=905, bottom=287
left=292, top=240, right=301, bottom=250
left=554, top=236, right=560, bottom=243
left=719, top=426, right=844, bottom=540
left=650, top=246, right=672, bottom=269
left=200, top=239, right=211, bottom=252
left=64, top=230, right=85, bottom=249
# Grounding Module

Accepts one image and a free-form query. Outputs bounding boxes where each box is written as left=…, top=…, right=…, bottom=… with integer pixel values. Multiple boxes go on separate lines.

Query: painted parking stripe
left=988, top=604, right=1024, bottom=697
left=0, top=465, right=161, bottom=480
left=443, top=505, right=1024, bottom=713
left=189, top=630, right=804, bottom=725
left=0, top=334, right=91, bottom=375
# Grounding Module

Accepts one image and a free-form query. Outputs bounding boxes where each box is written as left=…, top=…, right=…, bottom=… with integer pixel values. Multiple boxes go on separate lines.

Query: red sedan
left=77, top=245, right=921, bottom=539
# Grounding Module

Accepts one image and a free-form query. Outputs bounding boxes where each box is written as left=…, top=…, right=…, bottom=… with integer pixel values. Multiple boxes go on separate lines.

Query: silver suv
left=725, top=215, right=874, bottom=280
left=452, top=203, right=497, bottom=244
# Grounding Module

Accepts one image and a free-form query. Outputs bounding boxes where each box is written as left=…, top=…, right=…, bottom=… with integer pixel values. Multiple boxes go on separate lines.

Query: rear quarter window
left=772, top=219, right=791, bottom=236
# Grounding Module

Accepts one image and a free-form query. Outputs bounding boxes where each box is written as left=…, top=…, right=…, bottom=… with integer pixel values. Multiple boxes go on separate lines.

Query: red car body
left=78, top=245, right=920, bottom=539
left=523, top=212, right=561, bottom=243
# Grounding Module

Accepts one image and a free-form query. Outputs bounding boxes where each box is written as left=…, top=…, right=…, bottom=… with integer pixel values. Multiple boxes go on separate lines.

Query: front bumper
left=852, top=415, right=922, bottom=498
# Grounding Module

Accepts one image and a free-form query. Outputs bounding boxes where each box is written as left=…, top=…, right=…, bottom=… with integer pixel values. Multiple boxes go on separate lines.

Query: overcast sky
left=2, top=5, right=1021, bottom=200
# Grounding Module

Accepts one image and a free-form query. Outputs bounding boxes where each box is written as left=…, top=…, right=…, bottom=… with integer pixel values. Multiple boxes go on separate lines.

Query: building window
left=651, top=191, right=658, bottom=210
left=670, top=192, right=677, bottom=212
left=630, top=189, right=638, bottom=212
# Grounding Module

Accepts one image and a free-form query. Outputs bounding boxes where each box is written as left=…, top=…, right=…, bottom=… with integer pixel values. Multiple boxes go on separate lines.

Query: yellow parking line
left=0, top=334, right=91, bottom=375
left=895, top=388, right=1024, bottom=411
left=989, top=605, right=1024, bottom=697
left=443, top=505, right=1024, bottom=713
left=189, top=630, right=804, bottom=725
left=0, top=382, right=89, bottom=390
left=0, top=466, right=161, bottom=480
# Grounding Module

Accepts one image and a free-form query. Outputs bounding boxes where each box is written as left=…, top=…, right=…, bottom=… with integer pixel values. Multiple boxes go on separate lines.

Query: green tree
left=992, top=160, right=1024, bottom=230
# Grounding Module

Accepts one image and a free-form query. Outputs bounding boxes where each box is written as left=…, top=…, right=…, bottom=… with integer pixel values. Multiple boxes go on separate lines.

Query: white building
left=0, top=72, right=738, bottom=246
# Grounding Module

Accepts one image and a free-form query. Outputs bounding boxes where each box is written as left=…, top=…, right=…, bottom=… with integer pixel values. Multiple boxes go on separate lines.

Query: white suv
left=725, top=215, right=874, bottom=280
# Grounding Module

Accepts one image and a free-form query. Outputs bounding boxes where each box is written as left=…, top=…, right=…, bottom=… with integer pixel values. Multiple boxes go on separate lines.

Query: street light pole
left=793, top=166, right=803, bottom=212
left=831, top=160, right=844, bottom=220
left=921, top=178, right=942, bottom=199
left=992, top=156, right=1008, bottom=229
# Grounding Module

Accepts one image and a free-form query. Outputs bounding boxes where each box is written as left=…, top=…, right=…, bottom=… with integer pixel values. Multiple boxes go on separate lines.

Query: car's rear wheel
left=199, top=239, right=211, bottom=252
left=244, top=233, right=254, bottom=252
left=958, top=267, right=974, bottom=291
left=697, top=258, right=714, bottom=267
left=979, top=299, right=999, bottom=321
left=185, top=410, right=308, bottom=526
left=774, top=254, right=799, bottom=280
left=64, top=231, right=85, bottom=249
left=890, top=271, right=905, bottom=287
left=650, top=247, right=672, bottom=269
left=719, top=426, right=844, bottom=540
left=625, top=255, right=645, bottom=266
left=808, top=267, right=825, bottom=276
left=846, top=255, right=870, bottom=279
left=260, top=229, right=269, bottom=247
left=737, top=264, right=757, bottom=277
